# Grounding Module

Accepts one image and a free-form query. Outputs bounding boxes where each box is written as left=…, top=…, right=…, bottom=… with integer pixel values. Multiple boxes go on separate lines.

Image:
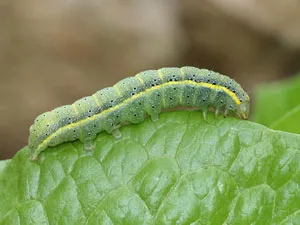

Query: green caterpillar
left=29, top=66, right=250, bottom=160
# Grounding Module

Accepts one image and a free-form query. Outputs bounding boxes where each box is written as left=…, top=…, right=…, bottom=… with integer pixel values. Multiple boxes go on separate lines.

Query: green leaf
left=252, top=75, right=300, bottom=126
left=1, top=111, right=300, bottom=225
left=0, top=160, right=10, bottom=177
left=270, top=105, right=300, bottom=134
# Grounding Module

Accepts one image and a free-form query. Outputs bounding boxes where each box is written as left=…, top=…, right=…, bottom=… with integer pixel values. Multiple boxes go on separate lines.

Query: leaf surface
left=1, top=111, right=300, bottom=225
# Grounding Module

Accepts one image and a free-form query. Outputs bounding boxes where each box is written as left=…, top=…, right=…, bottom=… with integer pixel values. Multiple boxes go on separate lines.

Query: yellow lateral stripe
left=38, top=80, right=241, bottom=149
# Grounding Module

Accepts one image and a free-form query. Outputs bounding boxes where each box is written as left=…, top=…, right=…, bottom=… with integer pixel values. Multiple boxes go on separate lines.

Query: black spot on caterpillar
left=29, top=66, right=250, bottom=160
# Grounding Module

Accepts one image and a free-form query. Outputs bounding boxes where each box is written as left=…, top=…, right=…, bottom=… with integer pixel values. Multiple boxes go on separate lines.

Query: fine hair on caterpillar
left=28, top=66, right=250, bottom=160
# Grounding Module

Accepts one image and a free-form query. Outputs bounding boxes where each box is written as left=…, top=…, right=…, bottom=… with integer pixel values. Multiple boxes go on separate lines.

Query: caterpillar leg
left=83, top=139, right=95, bottom=151
left=111, top=128, right=122, bottom=139
left=107, top=125, right=122, bottom=139
left=215, top=108, right=219, bottom=119
left=202, top=110, right=207, bottom=121
left=150, top=113, right=159, bottom=122
left=224, top=109, right=229, bottom=118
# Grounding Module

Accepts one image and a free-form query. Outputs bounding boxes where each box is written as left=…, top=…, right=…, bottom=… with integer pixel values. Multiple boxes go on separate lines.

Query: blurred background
left=1, top=0, right=300, bottom=159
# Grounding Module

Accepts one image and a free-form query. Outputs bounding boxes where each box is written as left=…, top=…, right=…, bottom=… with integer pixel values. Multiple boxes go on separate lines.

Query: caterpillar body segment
left=29, top=66, right=250, bottom=160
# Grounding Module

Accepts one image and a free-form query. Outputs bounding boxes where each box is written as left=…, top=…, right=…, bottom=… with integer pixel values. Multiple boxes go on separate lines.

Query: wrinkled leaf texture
left=1, top=111, right=300, bottom=225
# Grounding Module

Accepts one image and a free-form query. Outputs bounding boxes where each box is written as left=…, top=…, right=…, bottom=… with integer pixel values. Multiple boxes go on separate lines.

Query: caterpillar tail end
left=30, top=150, right=39, bottom=161
left=29, top=145, right=44, bottom=161
left=31, top=155, right=39, bottom=161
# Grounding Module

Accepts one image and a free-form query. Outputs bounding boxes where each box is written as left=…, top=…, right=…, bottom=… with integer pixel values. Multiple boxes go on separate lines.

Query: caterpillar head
left=237, top=100, right=250, bottom=119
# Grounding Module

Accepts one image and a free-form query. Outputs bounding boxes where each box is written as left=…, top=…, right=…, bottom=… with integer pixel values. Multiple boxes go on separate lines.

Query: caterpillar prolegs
left=29, top=66, right=250, bottom=160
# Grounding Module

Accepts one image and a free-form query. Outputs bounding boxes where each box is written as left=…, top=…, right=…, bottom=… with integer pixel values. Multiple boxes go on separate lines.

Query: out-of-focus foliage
left=252, top=75, right=300, bottom=133
left=270, top=105, right=300, bottom=134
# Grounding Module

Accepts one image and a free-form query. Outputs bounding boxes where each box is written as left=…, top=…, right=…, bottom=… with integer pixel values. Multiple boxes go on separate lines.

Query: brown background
left=1, top=0, right=300, bottom=159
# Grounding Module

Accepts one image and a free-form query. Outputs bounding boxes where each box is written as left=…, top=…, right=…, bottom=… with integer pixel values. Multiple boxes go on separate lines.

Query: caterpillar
left=29, top=66, right=250, bottom=160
